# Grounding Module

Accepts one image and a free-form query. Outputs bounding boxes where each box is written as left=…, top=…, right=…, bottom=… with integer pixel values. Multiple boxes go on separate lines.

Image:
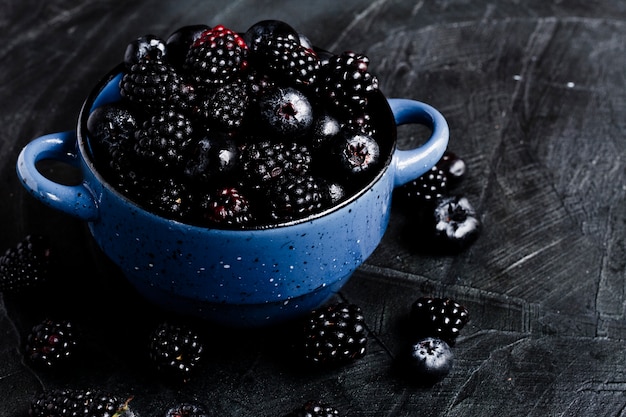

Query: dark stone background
left=1, top=1, right=624, bottom=416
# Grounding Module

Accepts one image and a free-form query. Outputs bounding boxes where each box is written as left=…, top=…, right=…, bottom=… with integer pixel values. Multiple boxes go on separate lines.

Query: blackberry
left=396, top=166, right=449, bottom=205
left=24, top=318, right=76, bottom=368
left=165, top=402, right=209, bottom=417
left=255, top=86, right=314, bottom=138
left=86, top=102, right=138, bottom=155
left=410, top=296, right=470, bottom=346
left=432, top=195, right=481, bottom=252
left=264, top=174, right=332, bottom=222
left=194, top=81, right=250, bottom=131
left=123, top=34, right=167, bottom=67
left=197, top=186, right=255, bottom=228
left=240, top=140, right=312, bottom=188
left=133, top=109, right=194, bottom=170
left=0, top=234, right=51, bottom=292
left=259, top=35, right=320, bottom=87
left=436, top=150, right=467, bottom=187
left=183, top=134, right=239, bottom=183
left=303, top=302, right=367, bottom=366
left=184, top=24, right=248, bottom=89
left=119, top=58, right=182, bottom=112
left=30, top=388, right=133, bottom=417
left=148, top=321, right=204, bottom=382
left=165, top=24, right=210, bottom=69
left=284, top=400, right=342, bottom=417
left=134, top=176, right=194, bottom=222
left=243, top=19, right=299, bottom=57
left=403, top=336, right=454, bottom=383
left=317, top=51, right=379, bottom=117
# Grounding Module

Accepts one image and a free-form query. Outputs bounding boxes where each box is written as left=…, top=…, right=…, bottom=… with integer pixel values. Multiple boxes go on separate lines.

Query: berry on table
left=395, top=165, right=449, bottom=205
left=303, top=302, right=368, bottom=366
left=436, top=150, right=467, bottom=187
left=404, top=336, right=454, bottom=383
left=30, top=388, right=133, bottom=417
left=432, top=195, right=481, bottom=251
left=148, top=321, right=204, bottom=382
left=410, top=296, right=470, bottom=346
left=24, top=318, right=76, bottom=368
left=0, top=234, right=51, bottom=293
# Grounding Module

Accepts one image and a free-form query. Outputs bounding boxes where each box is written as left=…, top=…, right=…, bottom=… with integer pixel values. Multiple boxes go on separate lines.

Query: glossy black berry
left=284, top=400, right=341, bottom=417
left=149, top=321, right=204, bottom=382
left=303, top=302, right=367, bottom=366
left=264, top=174, right=333, bottom=222
left=240, top=140, right=312, bottom=188
left=184, top=24, right=248, bottom=88
left=256, top=86, right=314, bottom=138
left=120, top=58, right=182, bottom=111
left=243, top=19, right=299, bottom=57
left=24, top=318, right=76, bottom=368
left=410, top=296, right=470, bottom=345
left=195, top=81, right=250, bottom=131
left=436, top=150, right=467, bottom=187
left=165, top=402, right=209, bottom=417
left=124, top=34, right=166, bottom=67
left=197, top=186, right=255, bottom=228
left=432, top=195, right=481, bottom=251
left=134, top=176, right=194, bottom=222
left=0, top=234, right=51, bottom=293
left=329, top=130, right=380, bottom=177
left=30, top=388, right=133, bottom=417
left=184, top=135, right=239, bottom=182
left=259, top=35, right=320, bottom=87
left=396, top=166, right=448, bottom=205
left=404, top=336, right=454, bottom=383
left=165, top=24, right=210, bottom=69
left=310, top=112, right=341, bottom=151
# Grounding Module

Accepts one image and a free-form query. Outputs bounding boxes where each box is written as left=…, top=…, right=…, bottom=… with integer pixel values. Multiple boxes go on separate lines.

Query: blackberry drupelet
left=410, top=296, right=470, bottom=346
left=148, top=321, right=204, bottom=382
left=184, top=24, right=248, bottom=89
left=30, top=388, right=133, bottom=417
left=284, top=400, right=342, bottom=417
left=24, top=318, right=76, bottom=368
left=303, top=302, right=368, bottom=366
left=0, top=234, right=51, bottom=293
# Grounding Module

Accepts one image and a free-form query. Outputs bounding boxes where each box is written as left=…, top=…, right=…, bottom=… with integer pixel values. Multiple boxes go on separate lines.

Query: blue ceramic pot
left=17, top=66, right=449, bottom=327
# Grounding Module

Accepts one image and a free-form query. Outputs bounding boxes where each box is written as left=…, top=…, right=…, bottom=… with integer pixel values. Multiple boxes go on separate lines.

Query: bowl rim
left=76, top=63, right=398, bottom=230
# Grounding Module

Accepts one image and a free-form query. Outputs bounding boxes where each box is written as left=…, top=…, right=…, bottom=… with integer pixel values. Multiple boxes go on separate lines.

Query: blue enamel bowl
left=17, top=65, right=449, bottom=327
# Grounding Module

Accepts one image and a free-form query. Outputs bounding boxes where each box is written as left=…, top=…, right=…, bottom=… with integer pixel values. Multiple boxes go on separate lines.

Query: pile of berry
left=87, top=20, right=387, bottom=228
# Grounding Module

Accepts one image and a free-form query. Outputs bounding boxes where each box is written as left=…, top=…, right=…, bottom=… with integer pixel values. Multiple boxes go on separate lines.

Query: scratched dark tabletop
left=1, top=1, right=626, bottom=416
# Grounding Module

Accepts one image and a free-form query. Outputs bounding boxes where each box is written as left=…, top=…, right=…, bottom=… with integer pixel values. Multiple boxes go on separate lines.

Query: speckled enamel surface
left=16, top=67, right=448, bottom=327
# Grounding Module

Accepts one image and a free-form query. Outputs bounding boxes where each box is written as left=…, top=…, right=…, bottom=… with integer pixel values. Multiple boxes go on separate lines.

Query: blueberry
left=432, top=195, right=481, bottom=251
left=330, top=129, right=380, bottom=177
left=183, top=135, right=239, bottom=182
left=405, top=336, right=454, bottom=383
left=123, top=34, right=166, bottom=67
left=310, top=112, right=341, bottom=150
left=256, top=86, right=314, bottom=137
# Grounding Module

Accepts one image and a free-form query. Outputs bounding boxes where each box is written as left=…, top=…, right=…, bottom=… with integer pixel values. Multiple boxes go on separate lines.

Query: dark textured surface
left=1, top=1, right=625, bottom=416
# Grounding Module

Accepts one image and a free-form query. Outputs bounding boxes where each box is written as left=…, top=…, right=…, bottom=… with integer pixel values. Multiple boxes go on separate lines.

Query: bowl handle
left=16, top=131, right=99, bottom=221
left=387, top=98, right=450, bottom=187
